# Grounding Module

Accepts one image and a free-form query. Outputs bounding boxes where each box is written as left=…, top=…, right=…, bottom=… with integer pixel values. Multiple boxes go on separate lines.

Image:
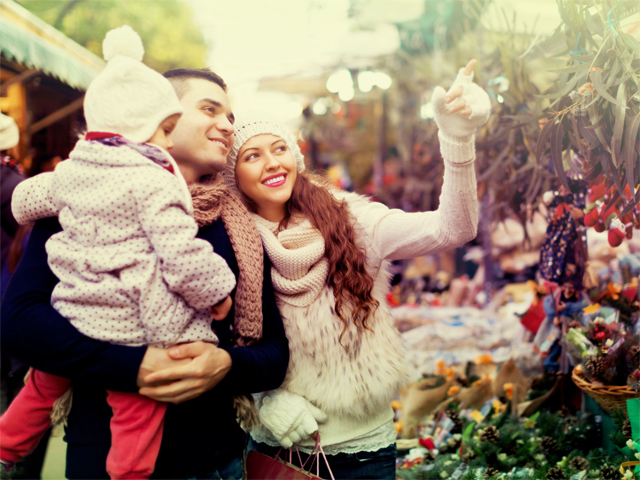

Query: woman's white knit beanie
left=83, top=25, right=183, bottom=143
left=223, top=112, right=305, bottom=197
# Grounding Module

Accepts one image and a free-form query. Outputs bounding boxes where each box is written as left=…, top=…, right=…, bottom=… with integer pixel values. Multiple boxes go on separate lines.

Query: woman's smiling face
left=235, top=134, right=297, bottom=222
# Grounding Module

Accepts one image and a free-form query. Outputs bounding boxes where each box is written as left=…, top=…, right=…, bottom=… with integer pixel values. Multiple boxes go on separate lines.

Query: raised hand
left=432, top=59, right=491, bottom=141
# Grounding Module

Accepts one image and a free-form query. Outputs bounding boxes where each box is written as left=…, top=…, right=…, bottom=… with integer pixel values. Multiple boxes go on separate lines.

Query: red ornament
left=584, top=208, right=599, bottom=227
left=608, top=228, right=625, bottom=247
left=419, top=437, right=436, bottom=450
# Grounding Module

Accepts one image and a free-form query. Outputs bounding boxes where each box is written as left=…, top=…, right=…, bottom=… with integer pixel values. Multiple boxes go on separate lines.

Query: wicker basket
left=572, top=367, right=639, bottom=412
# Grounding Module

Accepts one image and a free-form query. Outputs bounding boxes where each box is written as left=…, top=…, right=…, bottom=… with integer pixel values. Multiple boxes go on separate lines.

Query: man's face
left=170, top=79, right=235, bottom=180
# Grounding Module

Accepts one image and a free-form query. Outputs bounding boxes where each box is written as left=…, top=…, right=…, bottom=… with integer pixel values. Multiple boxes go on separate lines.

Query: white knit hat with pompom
left=84, top=25, right=183, bottom=143
left=222, top=111, right=305, bottom=198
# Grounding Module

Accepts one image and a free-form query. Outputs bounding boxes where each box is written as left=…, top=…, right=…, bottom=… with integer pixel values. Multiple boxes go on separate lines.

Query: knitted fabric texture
left=189, top=174, right=264, bottom=345
left=222, top=111, right=305, bottom=198
left=250, top=213, right=329, bottom=307
left=12, top=141, right=235, bottom=348
left=84, top=25, right=183, bottom=143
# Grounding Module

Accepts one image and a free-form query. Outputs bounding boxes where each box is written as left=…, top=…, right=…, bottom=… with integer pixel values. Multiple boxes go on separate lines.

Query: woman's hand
left=432, top=59, right=491, bottom=141
left=138, top=342, right=232, bottom=404
left=259, top=391, right=327, bottom=448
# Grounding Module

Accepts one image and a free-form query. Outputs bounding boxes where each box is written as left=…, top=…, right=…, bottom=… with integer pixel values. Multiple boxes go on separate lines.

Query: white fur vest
left=267, top=191, right=411, bottom=419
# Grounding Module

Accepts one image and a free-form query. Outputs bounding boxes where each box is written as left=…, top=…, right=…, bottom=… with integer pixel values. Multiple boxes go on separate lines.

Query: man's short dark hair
left=163, top=68, right=227, bottom=98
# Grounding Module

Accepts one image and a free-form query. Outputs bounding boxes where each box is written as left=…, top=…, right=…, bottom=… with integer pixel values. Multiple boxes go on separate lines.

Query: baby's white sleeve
left=11, top=172, right=59, bottom=225
left=135, top=170, right=236, bottom=310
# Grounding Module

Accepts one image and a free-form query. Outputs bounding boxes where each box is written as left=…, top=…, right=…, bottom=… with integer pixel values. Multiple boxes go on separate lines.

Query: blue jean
left=249, top=439, right=396, bottom=479
left=188, top=454, right=244, bottom=480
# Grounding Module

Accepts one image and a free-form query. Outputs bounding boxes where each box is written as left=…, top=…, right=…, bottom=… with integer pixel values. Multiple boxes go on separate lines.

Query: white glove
left=432, top=68, right=491, bottom=141
left=259, top=391, right=328, bottom=448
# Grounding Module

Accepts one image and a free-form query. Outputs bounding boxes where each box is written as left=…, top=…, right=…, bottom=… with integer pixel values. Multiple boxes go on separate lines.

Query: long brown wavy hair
left=279, top=172, right=379, bottom=342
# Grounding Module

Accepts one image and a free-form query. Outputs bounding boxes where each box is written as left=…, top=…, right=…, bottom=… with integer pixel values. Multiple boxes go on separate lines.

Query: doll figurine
left=533, top=275, right=589, bottom=374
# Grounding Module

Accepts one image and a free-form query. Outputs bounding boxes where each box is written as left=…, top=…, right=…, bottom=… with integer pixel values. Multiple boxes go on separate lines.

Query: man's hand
left=138, top=342, right=232, bottom=404
left=137, top=347, right=191, bottom=388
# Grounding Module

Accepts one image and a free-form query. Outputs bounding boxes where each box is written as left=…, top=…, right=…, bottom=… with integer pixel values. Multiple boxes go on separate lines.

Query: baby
left=0, top=26, right=235, bottom=479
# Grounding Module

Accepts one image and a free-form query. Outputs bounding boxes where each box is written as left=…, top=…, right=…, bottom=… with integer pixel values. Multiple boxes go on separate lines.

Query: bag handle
left=300, top=433, right=335, bottom=480
left=275, top=445, right=304, bottom=467
left=274, top=433, right=335, bottom=480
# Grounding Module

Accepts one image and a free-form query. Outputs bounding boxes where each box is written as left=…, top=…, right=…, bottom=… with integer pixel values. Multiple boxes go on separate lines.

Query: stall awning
left=0, top=0, right=104, bottom=90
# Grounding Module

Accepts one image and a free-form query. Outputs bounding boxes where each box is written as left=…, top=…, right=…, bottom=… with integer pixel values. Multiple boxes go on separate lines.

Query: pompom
left=102, top=25, right=144, bottom=62
left=610, top=217, right=624, bottom=231
left=542, top=190, right=555, bottom=205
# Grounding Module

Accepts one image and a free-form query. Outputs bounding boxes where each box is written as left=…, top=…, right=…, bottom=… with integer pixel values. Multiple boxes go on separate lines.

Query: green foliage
left=536, top=0, right=640, bottom=213
left=399, top=410, right=621, bottom=479
left=17, top=0, right=207, bottom=72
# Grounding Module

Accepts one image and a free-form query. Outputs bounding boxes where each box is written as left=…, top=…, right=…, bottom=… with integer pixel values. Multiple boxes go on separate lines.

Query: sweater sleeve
left=352, top=135, right=478, bottom=262
left=217, top=253, right=289, bottom=394
left=0, top=217, right=144, bottom=392
left=11, top=172, right=59, bottom=225
left=134, top=169, right=236, bottom=310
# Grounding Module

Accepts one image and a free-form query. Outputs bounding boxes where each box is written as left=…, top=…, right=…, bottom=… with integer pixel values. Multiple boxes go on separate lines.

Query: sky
left=186, top=0, right=412, bottom=121
left=183, top=0, right=578, bottom=122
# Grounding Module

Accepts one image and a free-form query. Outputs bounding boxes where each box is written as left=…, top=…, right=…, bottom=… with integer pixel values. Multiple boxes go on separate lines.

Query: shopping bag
left=246, top=450, right=321, bottom=479
left=246, top=434, right=334, bottom=480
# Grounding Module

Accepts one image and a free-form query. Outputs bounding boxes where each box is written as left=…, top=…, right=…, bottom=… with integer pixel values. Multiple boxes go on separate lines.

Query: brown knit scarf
left=190, top=174, right=264, bottom=346
left=190, top=174, right=265, bottom=430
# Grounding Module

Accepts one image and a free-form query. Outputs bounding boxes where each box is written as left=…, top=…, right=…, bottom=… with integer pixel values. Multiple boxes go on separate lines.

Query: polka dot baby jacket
left=11, top=140, right=236, bottom=347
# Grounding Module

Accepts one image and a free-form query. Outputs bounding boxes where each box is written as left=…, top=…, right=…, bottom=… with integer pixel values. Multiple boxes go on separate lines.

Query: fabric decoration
left=190, top=174, right=264, bottom=345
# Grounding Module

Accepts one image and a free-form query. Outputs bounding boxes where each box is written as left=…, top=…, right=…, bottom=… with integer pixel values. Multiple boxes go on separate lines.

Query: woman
left=223, top=59, right=490, bottom=479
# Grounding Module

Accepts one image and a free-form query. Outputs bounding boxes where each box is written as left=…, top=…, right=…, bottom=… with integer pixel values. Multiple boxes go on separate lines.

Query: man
left=1, top=69, right=289, bottom=479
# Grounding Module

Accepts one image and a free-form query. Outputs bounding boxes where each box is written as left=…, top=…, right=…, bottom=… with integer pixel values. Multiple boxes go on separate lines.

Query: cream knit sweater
left=251, top=132, right=478, bottom=452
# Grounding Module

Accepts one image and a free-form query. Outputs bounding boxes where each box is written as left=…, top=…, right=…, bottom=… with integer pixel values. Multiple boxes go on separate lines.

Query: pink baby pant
left=0, top=369, right=166, bottom=479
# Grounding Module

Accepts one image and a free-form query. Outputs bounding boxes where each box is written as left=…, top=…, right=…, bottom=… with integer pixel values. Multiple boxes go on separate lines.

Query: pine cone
left=627, top=345, right=640, bottom=366
left=569, top=456, right=589, bottom=471
left=623, top=418, right=633, bottom=439
left=422, top=450, right=437, bottom=463
left=480, top=426, right=500, bottom=444
left=461, top=449, right=477, bottom=463
left=483, top=466, right=500, bottom=479
left=584, top=356, right=606, bottom=379
left=560, top=405, right=571, bottom=417
left=446, top=408, right=464, bottom=433
left=540, top=436, right=558, bottom=453
left=503, top=442, right=517, bottom=455
left=600, top=465, right=619, bottom=479
left=546, top=465, right=566, bottom=479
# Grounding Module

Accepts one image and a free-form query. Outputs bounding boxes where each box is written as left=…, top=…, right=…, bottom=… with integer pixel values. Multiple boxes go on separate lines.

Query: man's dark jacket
left=1, top=216, right=289, bottom=479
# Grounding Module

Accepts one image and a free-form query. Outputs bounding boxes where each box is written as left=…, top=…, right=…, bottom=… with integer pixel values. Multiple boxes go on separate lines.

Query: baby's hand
left=211, top=296, right=232, bottom=321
